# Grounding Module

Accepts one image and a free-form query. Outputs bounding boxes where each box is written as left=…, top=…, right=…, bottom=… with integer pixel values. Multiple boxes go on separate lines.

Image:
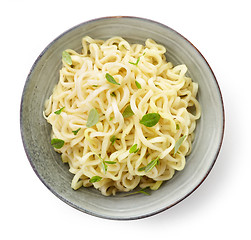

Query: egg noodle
left=44, top=36, right=201, bottom=196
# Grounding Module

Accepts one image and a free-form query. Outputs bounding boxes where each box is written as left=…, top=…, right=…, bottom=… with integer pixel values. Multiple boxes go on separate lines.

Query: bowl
left=20, top=16, right=224, bottom=220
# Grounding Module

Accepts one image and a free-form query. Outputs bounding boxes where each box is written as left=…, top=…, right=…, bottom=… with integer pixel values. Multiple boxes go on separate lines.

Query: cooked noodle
left=44, top=36, right=201, bottom=196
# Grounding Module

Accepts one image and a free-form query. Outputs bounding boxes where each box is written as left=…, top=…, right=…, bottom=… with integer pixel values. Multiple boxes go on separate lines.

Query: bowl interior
left=20, top=16, right=224, bottom=220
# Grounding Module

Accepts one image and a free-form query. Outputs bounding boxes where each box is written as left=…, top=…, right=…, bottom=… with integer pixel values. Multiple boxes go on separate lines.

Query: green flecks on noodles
left=86, top=108, right=99, bottom=128
left=62, top=51, right=72, bottom=65
left=139, top=113, right=160, bottom=127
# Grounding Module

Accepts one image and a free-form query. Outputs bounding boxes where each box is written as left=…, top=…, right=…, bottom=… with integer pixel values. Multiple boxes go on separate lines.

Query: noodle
left=44, top=36, right=201, bottom=196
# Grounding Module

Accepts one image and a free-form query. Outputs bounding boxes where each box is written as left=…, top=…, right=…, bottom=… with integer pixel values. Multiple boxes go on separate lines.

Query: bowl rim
left=20, top=15, right=225, bottom=220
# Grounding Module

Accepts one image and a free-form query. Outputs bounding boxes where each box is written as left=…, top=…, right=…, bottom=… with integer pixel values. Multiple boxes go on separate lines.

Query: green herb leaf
left=110, top=135, right=119, bottom=145
left=129, top=144, right=139, bottom=153
left=174, top=135, right=186, bottom=156
left=139, top=113, right=160, bottom=127
left=138, top=167, right=146, bottom=172
left=92, top=85, right=98, bottom=87
left=129, top=56, right=140, bottom=66
left=101, top=161, right=107, bottom=174
left=121, top=44, right=128, bottom=50
left=105, top=73, right=120, bottom=85
left=144, top=157, right=160, bottom=173
left=89, top=176, right=102, bottom=183
left=62, top=51, right=72, bottom=65
left=176, top=124, right=180, bottom=130
left=104, top=161, right=117, bottom=164
left=72, top=128, right=81, bottom=135
left=86, top=108, right=99, bottom=127
left=124, top=187, right=150, bottom=196
left=109, top=117, right=114, bottom=121
left=110, top=92, right=116, bottom=97
left=135, top=81, right=142, bottom=89
left=51, top=138, right=65, bottom=149
left=122, top=105, right=134, bottom=118
left=54, top=107, right=65, bottom=115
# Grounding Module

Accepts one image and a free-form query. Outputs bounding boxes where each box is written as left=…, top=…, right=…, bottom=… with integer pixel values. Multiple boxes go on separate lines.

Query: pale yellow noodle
left=44, top=36, right=201, bottom=196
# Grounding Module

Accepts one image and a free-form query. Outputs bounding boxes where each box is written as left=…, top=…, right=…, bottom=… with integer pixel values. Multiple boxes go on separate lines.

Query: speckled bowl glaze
left=20, top=16, right=224, bottom=220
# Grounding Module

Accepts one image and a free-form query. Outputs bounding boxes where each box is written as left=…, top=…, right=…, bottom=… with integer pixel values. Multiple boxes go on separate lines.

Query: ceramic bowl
left=20, top=16, right=224, bottom=220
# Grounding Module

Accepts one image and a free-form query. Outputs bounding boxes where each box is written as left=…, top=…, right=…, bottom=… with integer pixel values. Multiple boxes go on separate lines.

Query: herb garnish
left=105, top=73, right=120, bottom=85
left=89, top=176, right=102, bottom=183
left=173, top=135, right=186, bottom=156
left=139, top=113, right=160, bottom=127
left=72, top=128, right=81, bottom=135
left=51, top=138, right=65, bottom=149
left=129, top=144, right=139, bottom=153
left=138, top=157, right=160, bottom=172
left=135, top=81, right=142, bottom=89
left=86, top=108, right=99, bottom=128
left=54, top=107, right=65, bottom=115
left=124, top=187, right=150, bottom=196
left=176, top=124, right=180, bottom=130
left=101, top=161, right=107, bottom=173
left=104, top=161, right=117, bottom=164
left=129, top=56, right=140, bottom=66
left=62, top=51, right=72, bottom=65
left=110, top=135, right=119, bottom=145
left=122, top=105, right=134, bottom=118
left=94, top=153, right=108, bottom=174
left=110, top=92, right=116, bottom=97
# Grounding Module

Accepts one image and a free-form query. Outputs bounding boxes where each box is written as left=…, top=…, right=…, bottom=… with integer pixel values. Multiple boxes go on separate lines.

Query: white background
left=1, top=0, right=250, bottom=239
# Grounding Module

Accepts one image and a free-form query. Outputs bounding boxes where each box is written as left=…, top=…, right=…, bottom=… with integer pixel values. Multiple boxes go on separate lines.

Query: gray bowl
left=20, top=16, right=224, bottom=220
